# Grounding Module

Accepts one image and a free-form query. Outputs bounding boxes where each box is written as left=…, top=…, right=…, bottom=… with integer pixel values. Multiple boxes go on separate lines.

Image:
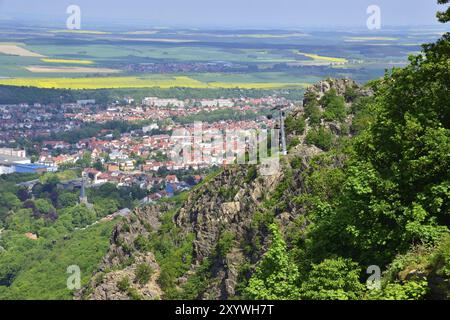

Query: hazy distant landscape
left=0, top=23, right=445, bottom=89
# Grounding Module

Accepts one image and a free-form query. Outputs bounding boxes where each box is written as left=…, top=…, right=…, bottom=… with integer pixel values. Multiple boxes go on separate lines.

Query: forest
left=0, top=171, right=145, bottom=299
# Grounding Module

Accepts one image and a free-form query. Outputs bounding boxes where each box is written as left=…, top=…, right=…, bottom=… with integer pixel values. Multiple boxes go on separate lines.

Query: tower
left=280, top=110, right=287, bottom=156
left=79, top=177, right=88, bottom=204
left=271, top=105, right=288, bottom=156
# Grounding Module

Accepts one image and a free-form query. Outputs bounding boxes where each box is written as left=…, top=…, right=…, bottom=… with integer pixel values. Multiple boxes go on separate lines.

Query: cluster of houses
left=33, top=114, right=276, bottom=170
left=1, top=111, right=278, bottom=177
left=0, top=95, right=292, bottom=143
left=73, top=96, right=292, bottom=124
left=0, top=102, right=87, bottom=143
left=1, top=95, right=295, bottom=194
left=0, top=148, right=56, bottom=174
left=81, top=165, right=202, bottom=203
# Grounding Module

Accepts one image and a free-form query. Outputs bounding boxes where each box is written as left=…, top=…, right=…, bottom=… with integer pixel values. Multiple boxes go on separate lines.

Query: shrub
left=305, top=126, right=334, bottom=151
left=245, top=166, right=258, bottom=184
left=117, top=276, right=131, bottom=292
left=285, top=115, right=306, bottom=135
left=300, top=258, right=365, bottom=300
left=134, top=235, right=150, bottom=252
left=304, top=102, right=322, bottom=126
left=321, top=89, right=347, bottom=122
left=290, top=157, right=303, bottom=170
left=244, top=224, right=301, bottom=300
left=217, top=232, right=235, bottom=258
left=344, top=86, right=358, bottom=102
left=367, top=281, right=429, bottom=300
left=288, top=137, right=300, bottom=150
left=135, top=263, right=154, bottom=285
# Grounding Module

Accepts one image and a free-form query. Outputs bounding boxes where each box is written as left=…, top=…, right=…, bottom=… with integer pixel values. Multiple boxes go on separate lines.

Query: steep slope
left=80, top=29, right=450, bottom=298
left=78, top=204, right=168, bottom=300
left=80, top=77, right=369, bottom=300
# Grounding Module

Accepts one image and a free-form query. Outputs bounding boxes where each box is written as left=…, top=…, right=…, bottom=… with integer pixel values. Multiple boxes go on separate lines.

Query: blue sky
left=0, top=0, right=445, bottom=28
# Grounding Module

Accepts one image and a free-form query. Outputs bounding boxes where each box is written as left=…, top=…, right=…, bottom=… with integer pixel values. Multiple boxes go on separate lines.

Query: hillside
left=79, top=77, right=377, bottom=300
left=77, top=30, right=450, bottom=300
left=79, top=32, right=449, bottom=298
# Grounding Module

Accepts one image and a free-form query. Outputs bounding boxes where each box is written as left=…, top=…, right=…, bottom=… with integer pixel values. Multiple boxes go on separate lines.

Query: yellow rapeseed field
left=297, top=52, right=348, bottom=64
left=0, top=76, right=308, bottom=90
left=0, top=76, right=199, bottom=89
left=41, top=58, right=95, bottom=65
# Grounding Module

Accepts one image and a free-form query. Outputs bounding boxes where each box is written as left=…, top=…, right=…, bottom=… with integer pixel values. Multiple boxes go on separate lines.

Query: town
left=0, top=95, right=295, bottom=202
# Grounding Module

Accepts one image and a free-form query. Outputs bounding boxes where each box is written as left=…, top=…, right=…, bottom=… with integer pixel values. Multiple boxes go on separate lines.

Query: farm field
left=0, top=44, right=45, bottom=57
left=192, top=72, right=322, bottom=84
left=25, top=66, right=120, bottom=73
left=41, top=58, right=95, bottom=65
left=296, top=52, right=348, bottom=64
left=0, top=25, right=446, bottom=87
left=0, top=75, right=310, bottom=89
left=25, top=66, right=121, bottom=74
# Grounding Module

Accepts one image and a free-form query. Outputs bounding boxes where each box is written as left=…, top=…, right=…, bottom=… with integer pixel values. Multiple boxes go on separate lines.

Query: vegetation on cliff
left=243, top=13, right=450, bottom=300
left=61, top=2, right=450, bottom=301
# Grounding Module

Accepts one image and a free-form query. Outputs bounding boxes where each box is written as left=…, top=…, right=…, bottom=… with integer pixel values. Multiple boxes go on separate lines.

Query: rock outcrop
left=84, top=252, right=162, bottom=300
left=174, top=165, right=283, bottom=299
left=303, top=77, right=372, bottom=103
left=77, top=204, right=171, bottom=300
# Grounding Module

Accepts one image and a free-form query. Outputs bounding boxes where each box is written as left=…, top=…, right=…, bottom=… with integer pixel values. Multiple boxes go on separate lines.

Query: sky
left=0, top=0, right=445, bottom=29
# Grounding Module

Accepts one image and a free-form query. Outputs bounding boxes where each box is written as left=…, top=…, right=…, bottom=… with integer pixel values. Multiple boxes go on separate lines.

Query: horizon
left=0, top=0, right=446, bottom=29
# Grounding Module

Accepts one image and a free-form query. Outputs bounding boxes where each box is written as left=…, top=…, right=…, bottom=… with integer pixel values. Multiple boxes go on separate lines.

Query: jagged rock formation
left=287, top=77, right=373, bottom=149
left=303, top=78, right=372, bottom=102
left=82, top=252, right=162, bottom=300
left=174, top=165, right=284, bottom=299
left=77, top=204, right=171, bottom=300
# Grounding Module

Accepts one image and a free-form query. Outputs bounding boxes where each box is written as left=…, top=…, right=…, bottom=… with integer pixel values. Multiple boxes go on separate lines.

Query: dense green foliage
left=300, top=258, right=365, bottom=300
left=0, top=172, right=143, bottom=299
left=244, top=25, right=450, bottom=300
left=305, top=126, right=335, bottom=151
left=303, top=94, right=322, bottom=126
left=309, top=33, right=450, bottom=267
left=285, top=114, right=306, bottom=135
left=438, top=0, right=450, bottom=22
left=135, top=263, right=154, bottom=285
left=132, top=206, right=195, bottom=299
left=245, top=224, right=301, bottom=300
left=320, top=89, right=347, bottom=122
left=0, top=221, right=114, bottom=299
left=0, top=85, right=304, bottom=105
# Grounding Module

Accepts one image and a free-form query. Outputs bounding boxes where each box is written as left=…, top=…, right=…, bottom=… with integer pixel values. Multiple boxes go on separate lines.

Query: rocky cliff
left=77, top=204, right=170, bottom=300
left=79, top=78, right=371, bottom=300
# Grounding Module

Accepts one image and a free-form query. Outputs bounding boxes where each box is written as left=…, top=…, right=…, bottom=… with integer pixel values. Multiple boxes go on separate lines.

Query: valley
left=0, top=1, right=449, bottom=303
